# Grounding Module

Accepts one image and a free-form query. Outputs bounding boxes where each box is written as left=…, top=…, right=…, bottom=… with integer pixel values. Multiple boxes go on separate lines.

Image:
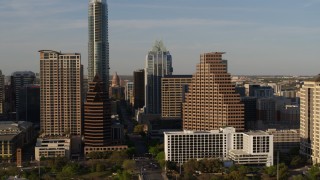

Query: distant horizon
left=2, top=72, right=317, bottom=78
left=1, top=0, right=320, bottom=76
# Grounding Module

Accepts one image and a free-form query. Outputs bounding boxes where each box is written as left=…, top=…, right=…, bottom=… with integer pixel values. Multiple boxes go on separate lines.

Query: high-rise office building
left=256, top=98, right=276, bottom=123
left=241, top=97, right=257, bottom=130
left=125, top=81, right=134, bottom=105
left=4, top=85, right=14, bottom=120
left=88, top=0, right=109, bottom=93
left=182, top=52, right=244, bottom=131
left=0, top=70, right=4, bottom=116
left=11, top=71, right=35, bottom=120
left=84, top=75, right=111, bottom=148
left=161, top=75, right=192, bottom=120
left=299, top=75, right=320, bottom=163
left=18, top=85, right=40, bottom=127
left=133, top=69, right=145, bottom=109
left=145, top=41, right=173, bottom=114
left=39, top=50, right=82, bottom=136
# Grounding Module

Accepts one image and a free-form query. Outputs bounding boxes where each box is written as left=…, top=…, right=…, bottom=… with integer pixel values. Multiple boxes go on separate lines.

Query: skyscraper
left=0, top=70, right=4, bottom=116
left=84, top=75, right=111, bottom=148
left=161, top=75, right=192, bottom=120
left=88, top=0, right=109, bottom=93
left=134, top=69, right=145, bottom=109
left=39, top=50, right=82, bottom=136
left=18, top=85, right=40, bottom=127
left=11, top=71, right=35, bottom=120
left=145, top=41, right=173, bottom=114
left=299, top=74, right=320, bottom=163
left=182, top=52, right=244, bottom=131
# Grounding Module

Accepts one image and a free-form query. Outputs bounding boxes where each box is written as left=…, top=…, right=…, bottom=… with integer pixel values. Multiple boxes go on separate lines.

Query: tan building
left=35, top=138, right=71, bottom=161
left=182, top=52, right=244, bottom=131
left=39, top=50, right=82, bottom=136
left=266, top=129, right=300, bottom=152
left=161, top=75, right=192, bottom=120
left=299, top=75, right=320, bottom=163
left=16, top=148, right=22, bottom=167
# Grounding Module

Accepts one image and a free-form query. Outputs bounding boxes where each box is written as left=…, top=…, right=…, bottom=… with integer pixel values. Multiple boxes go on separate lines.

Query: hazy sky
left=0, top=0, right=319, bottom=76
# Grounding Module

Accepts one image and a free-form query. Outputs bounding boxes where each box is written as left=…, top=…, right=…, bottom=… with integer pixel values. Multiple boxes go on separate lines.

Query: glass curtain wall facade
left=88, top=0, right=109, bottom=93
left=145, top=41, right=173, bottom=114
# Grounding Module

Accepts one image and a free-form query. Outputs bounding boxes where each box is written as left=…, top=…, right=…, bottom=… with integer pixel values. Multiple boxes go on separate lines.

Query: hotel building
left=164, top=127, right=273, bottom=166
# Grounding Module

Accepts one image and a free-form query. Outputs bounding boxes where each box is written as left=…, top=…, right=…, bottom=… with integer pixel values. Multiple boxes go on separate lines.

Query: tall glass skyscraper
left=88, top=0, right=109, bottom=93
left=145, top=41, right=173, bottom=114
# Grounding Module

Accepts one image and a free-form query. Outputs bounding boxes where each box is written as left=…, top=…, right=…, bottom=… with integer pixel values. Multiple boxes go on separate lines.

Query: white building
left=35, top=138, right=70, bottom=161
left=164, top=127, right=273, bottom=166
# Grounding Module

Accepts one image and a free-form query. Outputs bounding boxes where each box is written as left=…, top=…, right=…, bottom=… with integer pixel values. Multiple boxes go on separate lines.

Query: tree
left=183, top=159, right=198, bottom=174
left=109, top=150, right=128, bottom=166
left=156, top=151, right=165, bottom=168
left=290, top=155, right=306, bottom=168
left=307, top=165, right=320, bottom=180
left=115, top=170, right=132, bottom=180
left=292, top=174, right=305, bottom=180
left=133, top=124, right=144, bottom=135
left=278, top=163, right=289, bottom=180
left=122, top=160, right=136, bottom=172
left=264, top=165, right=276, bottom=177
left=126, top=147, right=136, bottom=158
left=96, top=163, right=105, bottom=172
left=166, top=161, right=177, bottom=171
left=225, top=171, right=246, bottom=180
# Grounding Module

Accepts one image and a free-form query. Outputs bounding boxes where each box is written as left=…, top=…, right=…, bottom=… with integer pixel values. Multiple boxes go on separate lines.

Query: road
left=119, top=101, right=165, bottom=179
left=135, top=158, right=164, bottom=180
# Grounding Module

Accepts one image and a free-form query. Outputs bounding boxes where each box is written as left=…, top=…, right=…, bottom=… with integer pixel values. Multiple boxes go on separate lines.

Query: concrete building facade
left=164, top=127, right=273, bottom=166
left=182, top=52, right=244, bottom=131
left=161, top=75, right=192, bottom=120
left=299, top=75, right=320, bottom=163
left=39, top=50, right=82, bottom=136
left=0, top=121, right=34, bottom=160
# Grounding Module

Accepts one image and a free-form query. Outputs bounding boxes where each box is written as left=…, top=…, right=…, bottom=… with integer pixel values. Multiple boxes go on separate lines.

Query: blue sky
left=0, top=0, right=320, bottom=76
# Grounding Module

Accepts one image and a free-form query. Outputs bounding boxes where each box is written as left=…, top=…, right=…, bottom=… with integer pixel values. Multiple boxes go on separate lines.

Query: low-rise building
left=266, top=129, right=300, bottom=152
left=34, top=138, right=70, bottom=161
left=0, top=121, right=34, bottom=160
left=164, top=127, right=273, bottom=166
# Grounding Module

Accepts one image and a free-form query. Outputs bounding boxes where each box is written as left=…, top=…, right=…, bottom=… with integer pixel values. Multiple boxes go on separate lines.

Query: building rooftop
left=0, top=121, right=32, bottom=135
left=311, top=74, right=320, bottom=82
left=38, top=50, right=80, bottom=55
left=245, top=131, right=269, bottom=136
left=229, top=149, right=249, bottom=155
left=0, top=134, right=17, bottom=141
left=163, top=75, right=193, bottom=78
left=11, top=71, right=35, bottom=77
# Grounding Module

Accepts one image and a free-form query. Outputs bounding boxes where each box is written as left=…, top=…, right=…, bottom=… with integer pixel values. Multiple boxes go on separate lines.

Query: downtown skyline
left=0, top=0, right=320, bottom=76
